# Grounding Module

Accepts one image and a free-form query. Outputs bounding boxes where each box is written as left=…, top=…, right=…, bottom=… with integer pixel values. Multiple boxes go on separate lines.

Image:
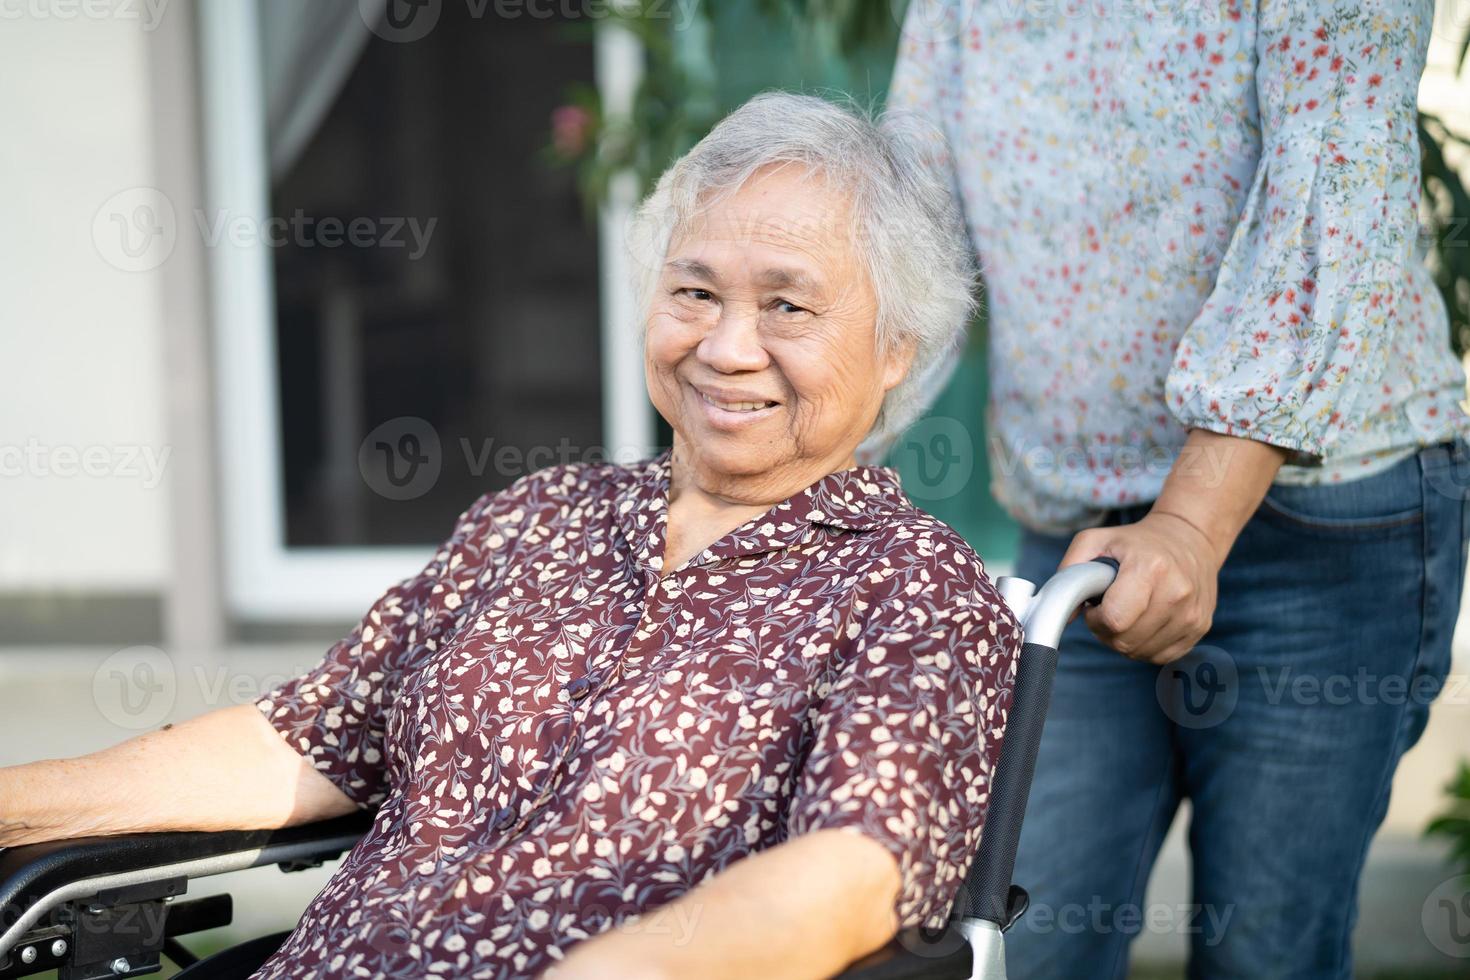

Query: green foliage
left=1425, top=759, right=1470, bottom=879
left=544, top=0, right=893, bottom=204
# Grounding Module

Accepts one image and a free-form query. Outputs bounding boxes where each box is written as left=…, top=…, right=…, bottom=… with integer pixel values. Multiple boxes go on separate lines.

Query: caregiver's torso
left=893, top=0, right=1469, bottom=529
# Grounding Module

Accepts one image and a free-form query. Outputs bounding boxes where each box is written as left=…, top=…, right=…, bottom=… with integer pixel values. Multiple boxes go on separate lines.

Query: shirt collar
left=613, top=448, right=908, bottom=574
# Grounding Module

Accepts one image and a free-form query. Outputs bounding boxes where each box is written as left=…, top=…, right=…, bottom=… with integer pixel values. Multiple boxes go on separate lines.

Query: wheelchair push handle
left=997, top=555, right=1119, bottom=650
left=958, top=557, right=1119, bottom=930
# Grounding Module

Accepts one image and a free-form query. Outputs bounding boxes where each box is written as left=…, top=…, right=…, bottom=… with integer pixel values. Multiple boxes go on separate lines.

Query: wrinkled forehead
left=666, top=163, right=862, bottom=274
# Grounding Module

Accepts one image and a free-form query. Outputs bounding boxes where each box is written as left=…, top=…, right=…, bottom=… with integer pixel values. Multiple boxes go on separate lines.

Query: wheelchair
left=0, top=561, right=1118, bottom=980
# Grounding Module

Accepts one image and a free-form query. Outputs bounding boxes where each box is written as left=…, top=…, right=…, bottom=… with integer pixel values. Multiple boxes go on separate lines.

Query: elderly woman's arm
left=0, top=705, right=356, bottom=848
left=547, top=827, right=900, bottom=980
left=0, top=482, right=518, bottom=850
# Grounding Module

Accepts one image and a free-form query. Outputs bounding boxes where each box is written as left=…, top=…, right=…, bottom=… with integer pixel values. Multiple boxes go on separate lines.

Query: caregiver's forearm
left=0, top=705, right=355, bottom=847
left=1150, top=427, right=1289, bottom=564
left=547, top=827, right=901, bottom=980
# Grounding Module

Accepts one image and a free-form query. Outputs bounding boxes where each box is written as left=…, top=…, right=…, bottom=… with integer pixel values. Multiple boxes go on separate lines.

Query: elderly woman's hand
left=1058, top=428, right=1288, bottom=664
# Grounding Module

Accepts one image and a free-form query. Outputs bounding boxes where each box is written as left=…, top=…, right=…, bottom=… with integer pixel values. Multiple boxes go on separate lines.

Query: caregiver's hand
left=1058, top=428, right=1290, bottom=664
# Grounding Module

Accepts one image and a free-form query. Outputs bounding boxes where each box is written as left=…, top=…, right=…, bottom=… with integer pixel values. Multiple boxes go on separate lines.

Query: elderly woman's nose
left=697, top=307, right=769, bottom=372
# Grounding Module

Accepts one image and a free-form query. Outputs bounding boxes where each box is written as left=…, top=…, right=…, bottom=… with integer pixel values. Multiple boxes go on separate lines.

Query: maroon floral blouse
left=251, top=450, right=1023, bottom=979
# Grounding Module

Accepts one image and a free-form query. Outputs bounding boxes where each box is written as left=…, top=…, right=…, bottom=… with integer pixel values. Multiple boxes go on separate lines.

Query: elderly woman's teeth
left=701, top=392, right=775, bottom=412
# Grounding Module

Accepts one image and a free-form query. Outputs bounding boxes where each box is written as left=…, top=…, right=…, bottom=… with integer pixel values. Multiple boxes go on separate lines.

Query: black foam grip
left=954, top=640, right=1060, bottom=924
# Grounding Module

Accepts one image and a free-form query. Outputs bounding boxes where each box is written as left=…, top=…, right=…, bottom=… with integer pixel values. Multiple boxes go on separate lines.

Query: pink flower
left=551, top=105, right=593, bottom=157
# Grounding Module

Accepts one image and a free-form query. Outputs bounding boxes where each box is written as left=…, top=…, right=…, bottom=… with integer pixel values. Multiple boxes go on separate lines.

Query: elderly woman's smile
left=689, top=381, right=780, bottom=420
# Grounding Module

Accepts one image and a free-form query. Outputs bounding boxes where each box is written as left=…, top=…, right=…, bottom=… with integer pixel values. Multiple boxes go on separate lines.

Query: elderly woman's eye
left=773, top=299, right=811, bottom=316
left=675, top=287, right=714, bottom=302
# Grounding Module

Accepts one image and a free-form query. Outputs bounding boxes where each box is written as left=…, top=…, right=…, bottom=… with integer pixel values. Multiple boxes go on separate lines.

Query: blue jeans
left=1004, top=437, right=1470, bottom=980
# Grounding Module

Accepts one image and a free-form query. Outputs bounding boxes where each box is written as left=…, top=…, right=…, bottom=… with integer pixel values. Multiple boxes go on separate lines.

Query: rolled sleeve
left=785, top=564, right=1022, bottom=931
left=1164, top=0, right=1429, bottom=463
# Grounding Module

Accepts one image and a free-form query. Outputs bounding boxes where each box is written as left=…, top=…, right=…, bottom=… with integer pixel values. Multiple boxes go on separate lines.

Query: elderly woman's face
left=645, top=165, right=912, bottom=490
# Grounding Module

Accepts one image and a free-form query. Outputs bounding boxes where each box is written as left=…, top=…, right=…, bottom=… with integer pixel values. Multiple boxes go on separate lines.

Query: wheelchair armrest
left=0, top=812, right=372, bottom=976
left=834, top=925, right=973, bottom=980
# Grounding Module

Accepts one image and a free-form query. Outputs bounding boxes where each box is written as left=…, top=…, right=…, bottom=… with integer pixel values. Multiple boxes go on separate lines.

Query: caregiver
left=889, top=0, right=1470, bottom=977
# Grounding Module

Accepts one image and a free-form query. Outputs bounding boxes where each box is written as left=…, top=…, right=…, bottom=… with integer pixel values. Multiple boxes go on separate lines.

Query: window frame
left=197, top=0, right=653, bottom=620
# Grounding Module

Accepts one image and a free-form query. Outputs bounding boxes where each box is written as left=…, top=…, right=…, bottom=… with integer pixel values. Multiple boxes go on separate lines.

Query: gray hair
left=626, top=91, right=978, bottom=450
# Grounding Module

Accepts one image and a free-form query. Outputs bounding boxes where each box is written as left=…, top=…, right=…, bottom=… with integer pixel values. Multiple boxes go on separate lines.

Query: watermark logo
left=896, top=0, right=968, bottom=43
left=361, top=0, right=699, bottom=43
left=92, top=187, right=177, bottom=273
left=359, top=416, right=443, bottom=500
left=93, top=645, right=176, bottom=730
left=0, top=439, right=171, bottom=488
left=92, top=188, right=438, bottom=272
left=1, top=0, right=171, bottom=31
left=1155, top=644, right=1237, bottom=729
left=192, top=208, right=437, bottom=260
left=1423, top=875, right=1470, bottom=958
left=895, top=415, right=975, bottom=501
left=1017, top=896, right=1234, bottom=946
left=365, top=0, right=442, bottom=42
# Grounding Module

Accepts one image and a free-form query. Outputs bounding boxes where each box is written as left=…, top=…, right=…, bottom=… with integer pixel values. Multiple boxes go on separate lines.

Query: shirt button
left=564, top=674, right=597, bottom=701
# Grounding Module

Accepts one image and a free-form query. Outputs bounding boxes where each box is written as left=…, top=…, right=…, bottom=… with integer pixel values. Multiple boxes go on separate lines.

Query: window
left=200, top=0, right=651, bottom=619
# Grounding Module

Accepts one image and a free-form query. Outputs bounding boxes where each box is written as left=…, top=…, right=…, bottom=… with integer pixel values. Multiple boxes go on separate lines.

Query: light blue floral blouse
left=890, top=0, right=1470, bottom=532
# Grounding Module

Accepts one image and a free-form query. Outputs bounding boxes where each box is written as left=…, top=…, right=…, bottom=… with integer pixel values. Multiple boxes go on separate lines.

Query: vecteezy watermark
left=370, top=879, right=708, bottom=965
left=193, top=209, right=437, bottom=261
left=0, top=0, right=170, bottom=30
left=898, top=0, right=1252, bottom=44
left=898, top=0, right=1464, bottom=40
left=1155, top=644, right=1238, bottom=729
left=1423, top=875, right=1470, bottom=959
left=1016, top=896, right=1235, bottom=946
left=92, top=188, right=438, bottom=272
left=1154, top=651, right=1467, bottom=727
left=0, top=439, right=170, bottom=489
left=357, top=418, right=662, bottom=500
left=892, top=415, right=976, bottom=501
left=93, top=646, right=177, bottom=730
left=90, top=647, right=356, bottom=730
left=1258, top=665, right=1464, bottom=709
left=622, top=196, right=881, bottom=288
left=359, top=416, right=444, bottom=502
left=989, top=434, right=1237, bottom=488
left=93, top=187, right=177, bottom=272
left=361, top=0, right=700, bottom=44
left=1433, top=0, right=1470, bottom=46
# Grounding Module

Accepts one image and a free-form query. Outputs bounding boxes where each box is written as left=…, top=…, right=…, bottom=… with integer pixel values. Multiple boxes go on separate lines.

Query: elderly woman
left=0, top=93, right=1021, bottom=979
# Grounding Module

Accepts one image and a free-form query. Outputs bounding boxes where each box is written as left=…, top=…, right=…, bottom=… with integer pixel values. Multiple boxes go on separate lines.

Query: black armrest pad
left=0, top=812, right=373, bottom=933
left=835, top=927, right=972, bottom=980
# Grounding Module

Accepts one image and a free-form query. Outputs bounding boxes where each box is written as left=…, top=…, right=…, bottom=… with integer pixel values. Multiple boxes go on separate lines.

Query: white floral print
left=890, top=0, right=1470, bottom=532
left=251, top=451, right=1023, bottom=978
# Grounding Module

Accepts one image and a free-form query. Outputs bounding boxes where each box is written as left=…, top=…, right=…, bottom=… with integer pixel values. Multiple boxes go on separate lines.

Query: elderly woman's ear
left=880, top=335, right=919, bottom=393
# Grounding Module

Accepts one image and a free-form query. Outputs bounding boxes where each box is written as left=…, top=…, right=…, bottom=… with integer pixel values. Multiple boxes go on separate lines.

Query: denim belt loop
left=1420, top=436, right=1468, bottom=473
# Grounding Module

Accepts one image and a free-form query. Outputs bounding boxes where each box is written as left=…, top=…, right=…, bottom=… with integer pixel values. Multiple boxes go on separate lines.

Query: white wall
left=0, top=1, right=172, bottom=590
